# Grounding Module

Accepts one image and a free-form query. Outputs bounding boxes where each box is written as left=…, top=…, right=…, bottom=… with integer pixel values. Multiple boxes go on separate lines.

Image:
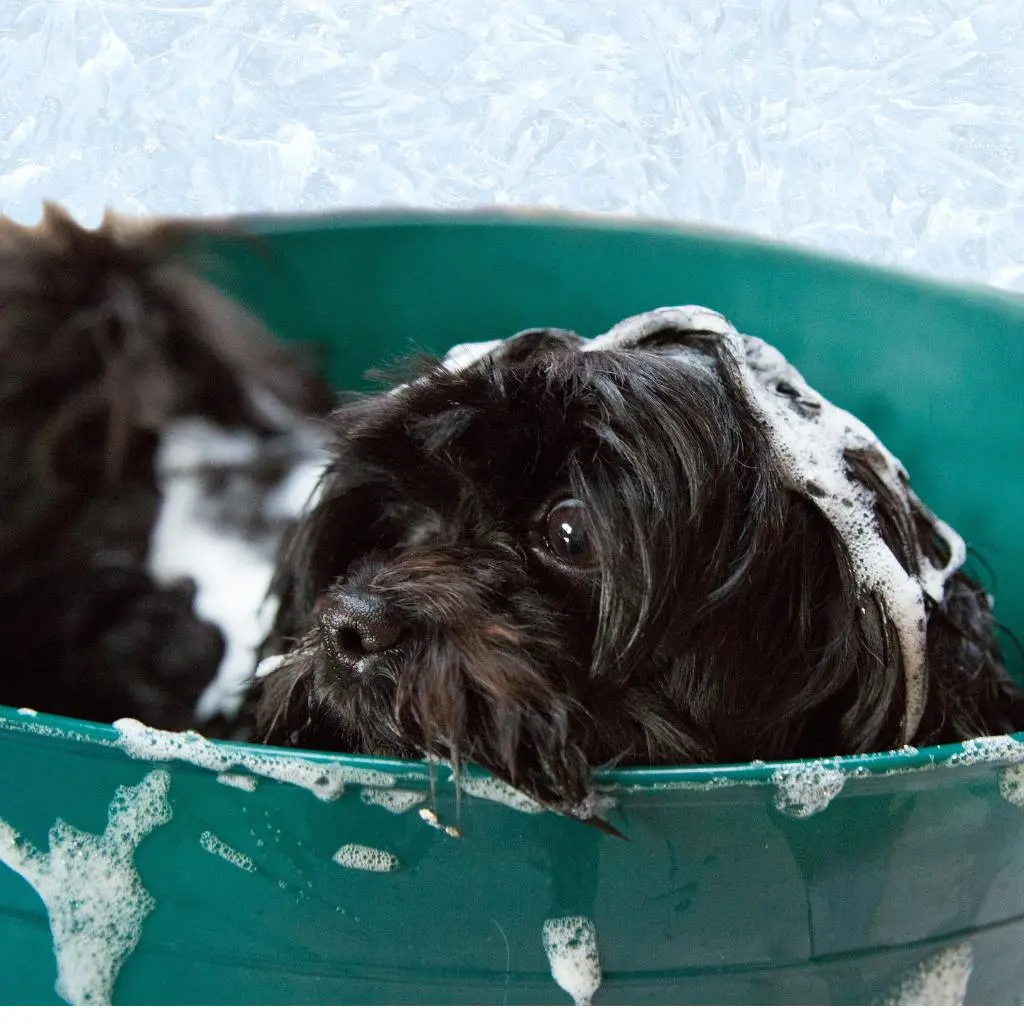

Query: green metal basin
left=2, top=211, right=1023, bottom=1005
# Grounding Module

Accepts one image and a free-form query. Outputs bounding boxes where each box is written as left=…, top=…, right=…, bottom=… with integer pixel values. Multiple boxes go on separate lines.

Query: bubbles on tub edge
left=771, top=760, right=846, bottom=818
left=113, top=718, right=396, bottom=800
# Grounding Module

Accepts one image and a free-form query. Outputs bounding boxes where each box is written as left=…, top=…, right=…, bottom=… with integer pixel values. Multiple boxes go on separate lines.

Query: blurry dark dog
left=246, top=307, right=1024, bottom=822
left=0, top=205, right=330, bottom=728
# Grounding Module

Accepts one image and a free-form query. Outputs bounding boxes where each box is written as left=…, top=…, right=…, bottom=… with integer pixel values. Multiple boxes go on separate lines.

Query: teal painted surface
left=1, top=212, right=1023, bottom=1004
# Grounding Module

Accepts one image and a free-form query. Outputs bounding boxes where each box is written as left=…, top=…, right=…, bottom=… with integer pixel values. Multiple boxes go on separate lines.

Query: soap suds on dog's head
left=586, top=306, right=966, bottom=745
left=0, top=770, right=172, bottom=1006
left=445, top=306, right=969, bottom=749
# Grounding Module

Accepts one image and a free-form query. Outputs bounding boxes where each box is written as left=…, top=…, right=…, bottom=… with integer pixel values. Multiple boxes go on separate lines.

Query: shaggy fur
left=246, top=321, right=1024, bottom=822
left=0, top=205, right=330, bottom=728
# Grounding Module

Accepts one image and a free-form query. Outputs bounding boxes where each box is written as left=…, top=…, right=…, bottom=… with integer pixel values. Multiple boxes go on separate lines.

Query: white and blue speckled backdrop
left=0, top=0, right=1021, bottom=290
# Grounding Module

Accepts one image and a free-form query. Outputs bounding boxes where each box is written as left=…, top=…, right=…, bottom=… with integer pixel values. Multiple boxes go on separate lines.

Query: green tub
left=1, top=211, right=1023, bottom=1005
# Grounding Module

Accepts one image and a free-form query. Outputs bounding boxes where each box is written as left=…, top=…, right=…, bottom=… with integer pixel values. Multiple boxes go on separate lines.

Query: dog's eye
left=544, top=498, right=595, bottom=567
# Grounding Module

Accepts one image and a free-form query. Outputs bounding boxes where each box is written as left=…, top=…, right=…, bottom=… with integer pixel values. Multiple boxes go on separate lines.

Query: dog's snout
left=321, top=590, right=403, bottom=667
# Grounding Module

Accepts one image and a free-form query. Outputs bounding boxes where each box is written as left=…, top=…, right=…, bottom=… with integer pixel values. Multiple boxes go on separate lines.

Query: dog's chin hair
left=258, top=640, right=593, bottom=810
left=256, top=551, right=596, bottom=811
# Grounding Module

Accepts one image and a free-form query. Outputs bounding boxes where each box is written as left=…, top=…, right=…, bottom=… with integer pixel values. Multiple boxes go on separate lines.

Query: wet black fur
left=0, top=206, right=330, bottom=728
left=247, top=327, right=1024, bottom=817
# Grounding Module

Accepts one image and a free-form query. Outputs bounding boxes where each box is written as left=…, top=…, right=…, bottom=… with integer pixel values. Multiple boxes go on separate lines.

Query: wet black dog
left=0, top=206, right=329, bottom=728
left=246, top=307, right=1024, bottom=821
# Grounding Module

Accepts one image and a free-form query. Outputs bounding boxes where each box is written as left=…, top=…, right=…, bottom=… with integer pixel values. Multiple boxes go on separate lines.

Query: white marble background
left=0, top=0, right=1021, bottom=290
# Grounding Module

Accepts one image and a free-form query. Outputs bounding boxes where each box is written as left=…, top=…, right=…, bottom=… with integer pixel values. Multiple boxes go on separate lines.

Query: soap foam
left=199, top=831, right=256, bottom=873
left=457, top=774, right=545, bottom=814
left=0, top=770, right=172, bottom=1005
left=216, top=772, right=259, bottom=792
left=0, top=714, right=117, bottom=746
left=885, top=942, right=973, bottom=1005
left=587, top=306, right=967, bottom=744
left=998, top=764, right=1024, bottom=806
left=949, top=734, right=1024, bottom=767
left=772, top=761, right=846, bottom=818
left=115, top=718, right=396, bottom=800
left=360, top=788, right=426, bottom=814
left=541, top=916, right=602, bottom=1006
left=332, top=843, right=400, bottom=873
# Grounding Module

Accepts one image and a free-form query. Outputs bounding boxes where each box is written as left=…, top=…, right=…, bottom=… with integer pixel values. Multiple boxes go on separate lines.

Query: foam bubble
left=885, top=942, right=973, bottom=1005
left=332, top=843, right=400, bottom=873
left=0, top=770, right=172, bottom=1005
left=949, top=735, right=1024, bottom=767
left=115, top=718, right=394, bottom=800
left=199, top=831, right=256, bottom=873
left=0, top=714, right=117, bottom=746
left=772, top=761, right=846, bottom=817
left=17, top=708, right=38, bottom=716
left=541, top=916, right=602, bottom=1006
left=999, top=764, right=1024, bottom=806
left=360, top=788, right=426, bottom=814
left=216, top=772, right=258, bottom=792
left=458, top=774, right=545, bottom=814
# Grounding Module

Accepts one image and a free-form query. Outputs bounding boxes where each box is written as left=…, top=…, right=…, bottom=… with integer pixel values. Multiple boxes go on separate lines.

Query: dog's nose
left=320, top=590, right=403, bottom=667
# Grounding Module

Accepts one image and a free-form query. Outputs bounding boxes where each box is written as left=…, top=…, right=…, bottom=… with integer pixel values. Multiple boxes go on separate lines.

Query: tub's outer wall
left=3, top=720, right=1024, bottom=1004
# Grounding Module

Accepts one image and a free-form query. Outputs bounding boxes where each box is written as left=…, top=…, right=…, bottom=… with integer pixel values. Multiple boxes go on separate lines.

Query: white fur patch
left=147, top=417, right=327, bottom=719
